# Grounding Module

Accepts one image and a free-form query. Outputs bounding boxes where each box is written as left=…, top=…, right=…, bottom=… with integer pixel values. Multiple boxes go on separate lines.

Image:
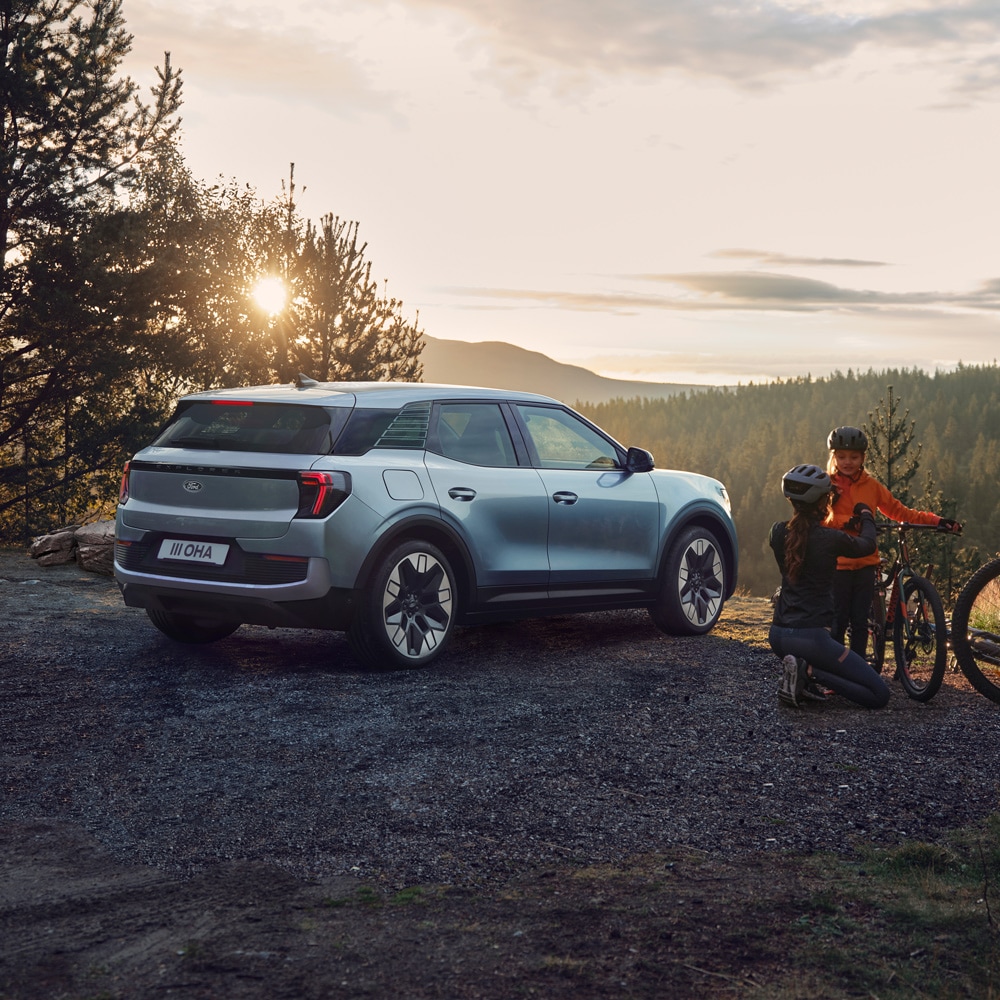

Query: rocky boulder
left=29, top=520, right=115, bottom=575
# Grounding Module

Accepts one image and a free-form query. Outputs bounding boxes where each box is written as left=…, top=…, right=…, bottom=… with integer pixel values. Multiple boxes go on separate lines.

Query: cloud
left=124, top=1, right=397, bottom=117
left=709, top=248, right=889, bottom=268
left=403, top=0, right=1000, bottom=93
left=952, top=51, right=1000, bottom=99
left=639, top=271, right=1000, bottom=311
left=442, top=270, right=1000, bottom=315
left=636, top=271, right=902, bottom=307
left=580, top=306, right=1000, bottom=382
left=123, top=0, right=1000, bottom=120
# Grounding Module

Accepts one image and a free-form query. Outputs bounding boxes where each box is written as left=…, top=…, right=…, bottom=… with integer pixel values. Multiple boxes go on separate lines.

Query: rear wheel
left=146, top=608, right=240, bottom=644
left=349, top=540, right=457, bottom=670
left=866, top=592, right=887, bottom=674
left=892, top=576, right=946, bottom=701
left=951, top=558, right=1000, bottom=705
left=649, top=526, right=725, bottom=635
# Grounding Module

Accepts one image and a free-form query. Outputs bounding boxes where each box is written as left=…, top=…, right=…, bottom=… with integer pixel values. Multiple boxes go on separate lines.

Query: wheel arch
left=352, top=515, right=476, bottom=613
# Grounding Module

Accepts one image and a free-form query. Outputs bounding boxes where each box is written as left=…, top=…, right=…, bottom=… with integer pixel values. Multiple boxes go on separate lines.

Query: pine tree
left=0, top=0, right=182, bottom=535
left=1, top=0, right=181, bottom=304
left=864, top=385, right=922, bottom=504
left=278, top=168, right=424, bottom=383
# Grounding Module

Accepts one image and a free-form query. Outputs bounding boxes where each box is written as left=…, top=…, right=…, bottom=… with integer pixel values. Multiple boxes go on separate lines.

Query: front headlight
left=717, top=484, right=731, bottom=513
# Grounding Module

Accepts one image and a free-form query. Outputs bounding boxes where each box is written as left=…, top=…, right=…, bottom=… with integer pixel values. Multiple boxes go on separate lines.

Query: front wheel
left=145, top=608, right=240, bottom=644
left=349, top=540, right=457, bottom=670
left=951, top=558, right=1000, bottom=705
left=892, top=576, right=946, bottom=702
left=649, top=526, right=726, bottom=636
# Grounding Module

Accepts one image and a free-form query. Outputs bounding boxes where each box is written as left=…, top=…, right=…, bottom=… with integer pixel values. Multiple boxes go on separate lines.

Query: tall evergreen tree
left=864, top=385, right=921, bottom=504
left=0, top=0, right=181, bottom=535
left=274, top=168, right=424, bottom=383
left=1, top=0, right=181, bottom=304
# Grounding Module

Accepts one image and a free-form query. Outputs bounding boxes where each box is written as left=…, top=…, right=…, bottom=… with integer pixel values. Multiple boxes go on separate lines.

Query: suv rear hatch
left=116, top=399, right=352, bottom=581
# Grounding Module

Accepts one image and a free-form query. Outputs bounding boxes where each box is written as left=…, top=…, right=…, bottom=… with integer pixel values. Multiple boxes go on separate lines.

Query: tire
left=951, top=558, right=1000, bottom=705
left=145, top=608, right=240, bottom=644
left=649, top=526, right=725, bottom=636
left=349, top=540, right=457, bottom=670
left=892, top=576, right=947, bottom=702
left=866, top=592, right=887, bottom=674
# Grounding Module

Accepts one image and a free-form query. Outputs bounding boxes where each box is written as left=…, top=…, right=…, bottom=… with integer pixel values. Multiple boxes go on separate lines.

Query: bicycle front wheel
left=951, top=558, right=1000, bottom=705
left=893, top=576, right=947, bottom=702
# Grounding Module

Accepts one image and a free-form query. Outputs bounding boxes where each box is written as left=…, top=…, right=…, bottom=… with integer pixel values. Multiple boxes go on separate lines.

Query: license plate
left=157, top=539, right=230, bottom=566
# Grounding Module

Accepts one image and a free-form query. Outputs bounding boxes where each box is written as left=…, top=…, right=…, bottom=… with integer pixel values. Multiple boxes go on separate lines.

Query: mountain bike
left=862, top=522, right=953, bottom=702
left=949, top=556, right=1000, bottom=705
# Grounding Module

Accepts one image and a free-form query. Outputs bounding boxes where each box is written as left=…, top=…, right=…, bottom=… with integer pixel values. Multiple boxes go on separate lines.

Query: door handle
left=552, top=491, right=578, bottom=505
left=448, top=487, right=477, bottom=502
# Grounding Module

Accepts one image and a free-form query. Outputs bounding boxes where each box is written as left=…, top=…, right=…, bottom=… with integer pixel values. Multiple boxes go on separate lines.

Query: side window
left=515, top=404, right=621, bottom=470
left=333, top=402, right=430, bottom=455
left=435, top=403, right=517, bottom=467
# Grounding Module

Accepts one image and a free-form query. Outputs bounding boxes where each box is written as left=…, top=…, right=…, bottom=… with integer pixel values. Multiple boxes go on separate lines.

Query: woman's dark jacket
left=769, top=513, right=877, bottom=629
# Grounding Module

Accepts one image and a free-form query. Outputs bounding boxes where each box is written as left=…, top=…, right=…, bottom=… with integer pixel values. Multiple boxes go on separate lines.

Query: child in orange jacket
left=825, top=425, right=961, bottom=661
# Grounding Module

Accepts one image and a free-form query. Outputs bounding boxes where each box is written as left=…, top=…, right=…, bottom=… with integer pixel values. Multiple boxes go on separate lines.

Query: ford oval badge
left=182, top=480, right=203, bottom=493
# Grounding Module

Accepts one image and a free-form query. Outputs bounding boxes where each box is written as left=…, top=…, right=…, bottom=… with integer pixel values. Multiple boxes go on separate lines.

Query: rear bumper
left=117, top=579, right=355, bottom=631
left=114, top=542, right=355, bottom=630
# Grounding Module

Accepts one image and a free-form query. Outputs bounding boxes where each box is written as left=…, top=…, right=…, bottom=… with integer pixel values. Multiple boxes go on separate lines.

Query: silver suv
left=115, top=379, right=738, bottom=669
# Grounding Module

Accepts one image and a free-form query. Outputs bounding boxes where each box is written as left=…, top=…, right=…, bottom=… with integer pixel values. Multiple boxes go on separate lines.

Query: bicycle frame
left=880, top=528, right=922, bottom=632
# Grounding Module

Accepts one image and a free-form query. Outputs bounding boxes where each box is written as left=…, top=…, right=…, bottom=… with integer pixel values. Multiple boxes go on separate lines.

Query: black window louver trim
left=375, top=400, right=430, bottom=449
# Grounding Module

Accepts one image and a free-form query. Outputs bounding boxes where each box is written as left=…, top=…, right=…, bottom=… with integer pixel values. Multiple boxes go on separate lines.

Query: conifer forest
left=577, top=364, right=1000, bottom=600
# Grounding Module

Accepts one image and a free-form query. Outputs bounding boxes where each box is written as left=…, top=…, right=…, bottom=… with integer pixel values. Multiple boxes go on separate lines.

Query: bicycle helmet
left=781, top=464, right=832, bottom=505
left=827, top=425, right=868, bottom=452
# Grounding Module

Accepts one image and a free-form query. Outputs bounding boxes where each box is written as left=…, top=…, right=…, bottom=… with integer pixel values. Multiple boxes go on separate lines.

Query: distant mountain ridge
left=419, top=335, right=706, bottom=404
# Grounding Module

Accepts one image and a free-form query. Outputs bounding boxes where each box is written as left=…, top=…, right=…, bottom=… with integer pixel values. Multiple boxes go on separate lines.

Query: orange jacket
left=827, top=469, right=942, bottom=571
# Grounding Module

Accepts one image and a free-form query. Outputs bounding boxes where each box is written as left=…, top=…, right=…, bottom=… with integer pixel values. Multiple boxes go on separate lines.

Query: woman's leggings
left=769, top=624, right=890, bottom=709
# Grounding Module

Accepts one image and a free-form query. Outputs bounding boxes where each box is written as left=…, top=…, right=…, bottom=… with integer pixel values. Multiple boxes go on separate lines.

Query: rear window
left=152, top=401, right=342, bottom=454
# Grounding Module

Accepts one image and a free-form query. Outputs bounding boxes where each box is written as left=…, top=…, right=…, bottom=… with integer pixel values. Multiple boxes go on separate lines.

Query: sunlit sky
left=122, top=0, right=1000, bottom=386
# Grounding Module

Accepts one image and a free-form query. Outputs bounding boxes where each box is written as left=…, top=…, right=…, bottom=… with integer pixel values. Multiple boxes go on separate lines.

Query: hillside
left=419, top=335, right=706, bottom=404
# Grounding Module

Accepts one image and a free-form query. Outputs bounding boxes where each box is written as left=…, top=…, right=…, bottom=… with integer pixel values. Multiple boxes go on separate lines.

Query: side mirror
left=625, top=447, right=654, bottom=473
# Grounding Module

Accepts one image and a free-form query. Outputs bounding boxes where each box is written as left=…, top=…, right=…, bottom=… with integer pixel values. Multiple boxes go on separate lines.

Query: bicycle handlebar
left=874, top=521, right=960, bottom=535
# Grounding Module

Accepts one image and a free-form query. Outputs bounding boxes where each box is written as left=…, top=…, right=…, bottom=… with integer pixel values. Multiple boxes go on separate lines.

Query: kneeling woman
left=769, top=464, right=890, bottom=709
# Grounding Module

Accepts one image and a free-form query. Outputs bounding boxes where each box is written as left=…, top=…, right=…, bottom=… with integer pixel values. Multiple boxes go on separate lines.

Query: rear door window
left=432, top=402, right=518, bottom=467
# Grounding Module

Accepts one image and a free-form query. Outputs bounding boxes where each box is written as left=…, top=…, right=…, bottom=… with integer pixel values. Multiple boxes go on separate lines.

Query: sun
left=252, top=276, right=287, bottom=316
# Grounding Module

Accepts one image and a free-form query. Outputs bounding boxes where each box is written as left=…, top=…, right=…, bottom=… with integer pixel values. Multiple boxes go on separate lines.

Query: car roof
left=180, top=381, right=563, bottom=409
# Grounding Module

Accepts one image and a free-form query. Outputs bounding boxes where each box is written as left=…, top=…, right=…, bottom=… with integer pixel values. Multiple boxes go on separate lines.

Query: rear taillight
left=118, top=461, right=131, bottom=504
left=296, top=471, right=351, bottom=518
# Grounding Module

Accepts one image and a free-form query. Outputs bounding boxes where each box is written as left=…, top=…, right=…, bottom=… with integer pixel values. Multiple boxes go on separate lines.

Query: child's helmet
left=827, top=426, right=868, bottom=451
left=782, top=464, right=832, bottom=505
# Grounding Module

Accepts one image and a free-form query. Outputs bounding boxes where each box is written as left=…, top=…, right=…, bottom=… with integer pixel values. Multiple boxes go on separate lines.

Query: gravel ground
left=2, top=549, right=998, bottom=883
left=2, top=547, right=999, bottom=998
